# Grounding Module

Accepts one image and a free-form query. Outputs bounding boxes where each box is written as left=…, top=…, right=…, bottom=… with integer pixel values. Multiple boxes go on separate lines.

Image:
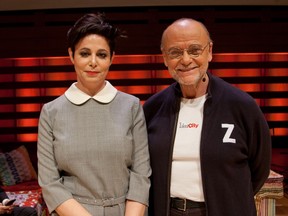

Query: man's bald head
left=161, top=18, right=211, bottom=50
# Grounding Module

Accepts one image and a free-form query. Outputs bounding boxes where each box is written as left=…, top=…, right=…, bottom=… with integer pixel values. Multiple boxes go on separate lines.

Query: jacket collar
left=64, top=81, right=117, bottom=105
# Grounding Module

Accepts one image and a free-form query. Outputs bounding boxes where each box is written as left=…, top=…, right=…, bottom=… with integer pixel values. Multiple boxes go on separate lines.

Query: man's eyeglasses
left=166, top=42, right=210, bottom=59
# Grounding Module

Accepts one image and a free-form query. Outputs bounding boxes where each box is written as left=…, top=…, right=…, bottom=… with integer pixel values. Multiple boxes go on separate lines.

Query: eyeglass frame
left=164, top=42, right=211, bottom=60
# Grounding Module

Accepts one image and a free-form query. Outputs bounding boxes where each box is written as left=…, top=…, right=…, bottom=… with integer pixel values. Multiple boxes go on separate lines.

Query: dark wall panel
left=0, top=6, right=288, bottom=58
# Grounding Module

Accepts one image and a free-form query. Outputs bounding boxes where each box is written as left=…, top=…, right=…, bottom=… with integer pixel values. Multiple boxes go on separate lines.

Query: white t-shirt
left=170, top=94, right=207, bottom=201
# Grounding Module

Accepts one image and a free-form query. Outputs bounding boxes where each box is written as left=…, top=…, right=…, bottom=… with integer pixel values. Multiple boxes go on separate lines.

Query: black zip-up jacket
left=143, top=72, right=271, bottom=216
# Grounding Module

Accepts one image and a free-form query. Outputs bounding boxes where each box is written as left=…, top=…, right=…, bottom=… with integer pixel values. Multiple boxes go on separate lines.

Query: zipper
left=165, top=99, right=180, bottom=215
left=200, top=93, right=212, bottom=216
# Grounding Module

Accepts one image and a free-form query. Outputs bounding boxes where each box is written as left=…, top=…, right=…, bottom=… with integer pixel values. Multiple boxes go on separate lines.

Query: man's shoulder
left=144, top=84, right=175, bottom=108
left=211, top=74, right=254, bottom=103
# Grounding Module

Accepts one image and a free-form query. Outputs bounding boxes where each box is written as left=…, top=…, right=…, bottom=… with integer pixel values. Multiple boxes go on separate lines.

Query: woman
left=37, top=13, right=151, bottom=216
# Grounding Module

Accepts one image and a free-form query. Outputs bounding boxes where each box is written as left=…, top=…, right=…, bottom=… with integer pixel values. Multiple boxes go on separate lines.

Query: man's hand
left=0, top=203, right=14, bottom=214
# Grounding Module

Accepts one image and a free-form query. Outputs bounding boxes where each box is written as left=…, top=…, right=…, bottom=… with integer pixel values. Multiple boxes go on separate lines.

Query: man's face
left=161, top=20, right=213, bottom=87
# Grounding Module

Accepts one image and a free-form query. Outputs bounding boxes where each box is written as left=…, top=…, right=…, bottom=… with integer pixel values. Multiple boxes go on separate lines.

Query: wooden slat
left=0, top=55, right=287, bottom=146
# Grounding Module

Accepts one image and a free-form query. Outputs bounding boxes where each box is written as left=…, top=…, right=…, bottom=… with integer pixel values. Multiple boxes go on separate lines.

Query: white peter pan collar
left=65, top=81, right=117, bottom=105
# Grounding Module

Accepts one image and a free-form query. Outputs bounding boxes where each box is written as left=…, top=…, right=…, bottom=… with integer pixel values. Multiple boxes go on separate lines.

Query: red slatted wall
left=0, top=53, right=287, bottom=147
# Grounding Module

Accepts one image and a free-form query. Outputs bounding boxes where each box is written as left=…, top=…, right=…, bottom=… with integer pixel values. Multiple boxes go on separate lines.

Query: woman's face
left=68, top=34, right=113, bottom=96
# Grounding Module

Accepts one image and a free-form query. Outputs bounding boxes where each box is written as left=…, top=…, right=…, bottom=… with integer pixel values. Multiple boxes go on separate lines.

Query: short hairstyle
left=67, top=13, right=125, bottom=56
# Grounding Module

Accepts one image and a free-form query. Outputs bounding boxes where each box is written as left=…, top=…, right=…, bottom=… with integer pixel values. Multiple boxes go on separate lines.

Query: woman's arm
left=38, top=104, right=76, bottom=212
left=55, top=199, right=92, bottom=216
left=125, top=200, right=146, bottom=216
left=124, top=100, right=151, bottom=215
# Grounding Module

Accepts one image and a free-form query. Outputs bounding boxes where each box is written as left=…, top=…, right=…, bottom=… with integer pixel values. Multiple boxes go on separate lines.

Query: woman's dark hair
left=67, top=13, right=125, bottom=56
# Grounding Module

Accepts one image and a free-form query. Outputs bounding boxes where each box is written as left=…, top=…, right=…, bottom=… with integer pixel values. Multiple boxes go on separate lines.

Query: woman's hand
left=55, top=199, right=92, bottom=216
left=125, top=200, right=147, bottom=216
left=0, top=204, right=14, bottom=214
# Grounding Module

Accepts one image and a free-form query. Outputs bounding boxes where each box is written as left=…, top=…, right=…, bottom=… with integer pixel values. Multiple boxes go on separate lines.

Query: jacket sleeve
left=126, top=100, right=151, bottom=206
left=248, top=104, right=271, bottom=194
left=37, top=104, right=73, bottom=213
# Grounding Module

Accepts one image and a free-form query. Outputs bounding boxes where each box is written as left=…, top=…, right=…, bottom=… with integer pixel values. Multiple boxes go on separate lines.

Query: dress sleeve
left=126, top=100, right=151, bottom=206
left=37, top=104, right=73, bottom=213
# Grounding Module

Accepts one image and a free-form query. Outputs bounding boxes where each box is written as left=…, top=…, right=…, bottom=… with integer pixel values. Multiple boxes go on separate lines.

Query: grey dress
left=37, top=81, right=151, bottom=216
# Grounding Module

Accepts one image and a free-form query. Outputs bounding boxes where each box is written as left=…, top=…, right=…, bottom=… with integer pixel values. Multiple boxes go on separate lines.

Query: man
left=143, top=18, right=271, bottom=216
left=0, top=187, right=37, bottom=216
